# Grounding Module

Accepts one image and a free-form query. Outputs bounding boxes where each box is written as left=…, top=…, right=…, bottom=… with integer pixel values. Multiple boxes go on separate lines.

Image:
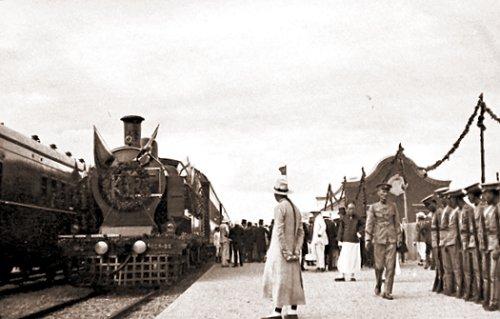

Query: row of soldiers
left=422, top=181, right=499, bottom=311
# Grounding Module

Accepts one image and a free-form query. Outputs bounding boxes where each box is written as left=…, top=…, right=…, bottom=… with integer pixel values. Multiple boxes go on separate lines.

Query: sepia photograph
left=1, top=1, right=500, bottom=318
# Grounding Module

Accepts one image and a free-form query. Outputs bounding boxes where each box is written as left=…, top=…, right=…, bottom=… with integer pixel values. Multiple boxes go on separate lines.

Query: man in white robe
left=312, top=211, right=329, bottom=272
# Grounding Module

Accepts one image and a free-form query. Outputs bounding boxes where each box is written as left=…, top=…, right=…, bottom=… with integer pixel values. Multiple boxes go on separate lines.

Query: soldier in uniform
left=440, top=191, right=457, bottom=296
left=422, top=193, right=443, bottom=293
left=480, top=182, right=499, bottom=311
left=465, top=183, right=484, bottom=304
left=365, top=183, right=402, bottom=300
left=451, top=189, right=475, bottom=300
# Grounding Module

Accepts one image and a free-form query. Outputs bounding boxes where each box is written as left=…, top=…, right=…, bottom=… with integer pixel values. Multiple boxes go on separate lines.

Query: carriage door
left=0, top=161, right=3, bottom=199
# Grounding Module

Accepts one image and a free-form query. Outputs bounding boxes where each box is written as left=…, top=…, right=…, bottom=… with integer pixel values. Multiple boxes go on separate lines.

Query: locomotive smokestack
left=120, top=115, right=144, bottom=147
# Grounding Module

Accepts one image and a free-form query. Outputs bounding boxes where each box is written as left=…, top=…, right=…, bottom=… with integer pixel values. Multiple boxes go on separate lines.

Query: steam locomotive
left=59, top=116, right=228, bottom=287
left=0, top=122, right=90, bottom=282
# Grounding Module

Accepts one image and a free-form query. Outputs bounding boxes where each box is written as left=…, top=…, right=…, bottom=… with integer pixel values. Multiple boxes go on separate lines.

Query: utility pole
left=478, top=93, right=486, bottom=183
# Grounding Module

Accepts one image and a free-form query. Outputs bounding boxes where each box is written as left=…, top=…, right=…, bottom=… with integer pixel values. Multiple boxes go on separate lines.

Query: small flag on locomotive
left=58, top=116, right=225, bottom=287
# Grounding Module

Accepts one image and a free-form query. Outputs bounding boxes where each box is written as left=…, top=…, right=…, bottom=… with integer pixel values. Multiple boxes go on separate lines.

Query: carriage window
left=50, top=179, right=57, bottom=207
left=60, top=182, right=67, bottom=206
left=41, top=177, right=48, bottom=197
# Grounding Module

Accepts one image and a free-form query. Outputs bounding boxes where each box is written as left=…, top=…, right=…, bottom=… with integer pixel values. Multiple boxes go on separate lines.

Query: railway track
left=15, top=290, right=102, bottom=319
left=107, top=289, right=160, bottom=319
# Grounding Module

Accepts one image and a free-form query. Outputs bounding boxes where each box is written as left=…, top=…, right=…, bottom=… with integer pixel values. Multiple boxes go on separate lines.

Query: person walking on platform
left=263, top=177, right=305, bottom=319
left=422, top=193, right=443, bottom=293
left=312, top=211, right=329, bottom=272
left=230, top=222, right=245, bottom=267
left=365, top=183, right=402, bottom=300
left=256, top=219, right=268, bottom=262
left=336, top=202, right=363, bottom=282
left=480, top=182, right=499, bottom=311
left=465, top=183, right=485, bottom=303
left=220, top=220, right=230, bottom=267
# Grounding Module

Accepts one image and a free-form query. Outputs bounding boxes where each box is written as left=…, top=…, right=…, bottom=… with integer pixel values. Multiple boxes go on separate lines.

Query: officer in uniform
left=365, top=183, right=402, bottom=300
left=422, top=192, right=443, bottom=293
left=480, top=182, right=499, bottom=311
left=465, top=183, right=484, bottom=304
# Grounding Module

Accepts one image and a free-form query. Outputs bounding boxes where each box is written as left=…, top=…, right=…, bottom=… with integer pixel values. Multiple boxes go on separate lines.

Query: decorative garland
left=485, top=105, right=500, bottom=124
left=422, top=96, right=482, bottom=172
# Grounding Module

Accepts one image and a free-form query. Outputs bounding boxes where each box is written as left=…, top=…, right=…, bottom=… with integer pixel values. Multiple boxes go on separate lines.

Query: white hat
left=416, top=211, right=426, bottom=219
left=274, top=177, right=291, bottom=195
left=322, top=211, right=331, bottom=218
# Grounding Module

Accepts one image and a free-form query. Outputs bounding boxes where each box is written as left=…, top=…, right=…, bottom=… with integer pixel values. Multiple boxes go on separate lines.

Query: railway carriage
left=0, top=123, right=88, bottom=282
left=59, top=116, right=227, bottom=287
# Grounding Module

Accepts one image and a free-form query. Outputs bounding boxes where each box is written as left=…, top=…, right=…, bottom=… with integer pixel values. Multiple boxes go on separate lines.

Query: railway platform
left=156, top=262, right=498, bottom=319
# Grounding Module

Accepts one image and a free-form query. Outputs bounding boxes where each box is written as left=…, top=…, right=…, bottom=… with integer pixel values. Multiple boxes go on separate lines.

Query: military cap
left=464, top=183, right=482, bottom=194
left=258, top=219, right=264, bottom=225
left=376, top=183, right=392, bottom=191
left=241, top=219, right=247, bottom=225
left=445, top=189, right=466, bottom=198
left=481, top=182, right=500, bottom=192
left=421, top=194, right=436, bottom=204
left=434, top=187, right=450, bottom=197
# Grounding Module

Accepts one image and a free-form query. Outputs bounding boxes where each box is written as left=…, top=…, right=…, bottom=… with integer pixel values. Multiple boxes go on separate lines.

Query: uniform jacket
left=262, top=199, right=305, bottom=307
left=482, top=204, right=499, bottom=251
left=365, top=201, right=402, bottom=244
left=337, top=214, right=363, bottom=243
left=458, top=204, right=473, bottom=250
left=442, top=207, right=460, bottom=247
left=312, top=214, right=329, bottom=245
left=439, top=206, right=452, bottom=247
left=430, top=209, right=441, bottom=248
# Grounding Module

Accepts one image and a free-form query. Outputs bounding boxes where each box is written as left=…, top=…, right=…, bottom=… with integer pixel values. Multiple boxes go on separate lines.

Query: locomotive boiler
left=0, top=122, right=90, bottom=282
left=59, top=116, right=227, bottom=287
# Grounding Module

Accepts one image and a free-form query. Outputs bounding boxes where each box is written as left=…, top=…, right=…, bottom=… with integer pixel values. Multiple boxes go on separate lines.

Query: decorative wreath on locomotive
left=58, top=116, right=227, bottom=287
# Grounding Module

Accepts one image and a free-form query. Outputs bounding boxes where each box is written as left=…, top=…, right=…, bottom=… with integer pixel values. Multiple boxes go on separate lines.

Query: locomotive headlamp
left=132, top=240, right=147, bottom=255
left=94, top=241, right=109, bottom=255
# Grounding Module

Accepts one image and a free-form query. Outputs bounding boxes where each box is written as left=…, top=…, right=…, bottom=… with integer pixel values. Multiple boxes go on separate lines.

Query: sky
left=1, top=1, right=500, bottom=223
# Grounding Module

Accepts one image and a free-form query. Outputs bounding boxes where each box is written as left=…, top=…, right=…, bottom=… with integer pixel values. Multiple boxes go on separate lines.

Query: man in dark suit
left=255, top=219, right=268, bottom=262
left=324, top=212, right=339, bottom=271
left=230, top=222, right=245, bottom=267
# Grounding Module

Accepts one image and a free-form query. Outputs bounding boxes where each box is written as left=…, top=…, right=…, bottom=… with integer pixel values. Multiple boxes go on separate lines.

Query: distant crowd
left=213, top=219, right=272, bottom=266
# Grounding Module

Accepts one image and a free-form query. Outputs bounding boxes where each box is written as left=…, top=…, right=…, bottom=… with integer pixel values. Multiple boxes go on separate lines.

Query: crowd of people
left=422, top=181, right=500, bottom=312
left=213, top=218, right=272, bottom=267
left=213, top=175, right=499, bottom=318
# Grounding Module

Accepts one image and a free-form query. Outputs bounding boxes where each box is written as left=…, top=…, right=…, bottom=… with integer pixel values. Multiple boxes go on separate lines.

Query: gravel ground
left=0, top=285, right=92, bottom=319
left=0, top=263, right=211, bottom=319
left=157, top=261, right=499, bottom=319
left=124, top=263, right=214, bottom=319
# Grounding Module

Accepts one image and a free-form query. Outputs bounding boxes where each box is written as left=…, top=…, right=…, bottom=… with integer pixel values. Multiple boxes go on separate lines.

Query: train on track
left=59, top=115, right=229, bottom=287
left=0, top=122, right=93, bottom=283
